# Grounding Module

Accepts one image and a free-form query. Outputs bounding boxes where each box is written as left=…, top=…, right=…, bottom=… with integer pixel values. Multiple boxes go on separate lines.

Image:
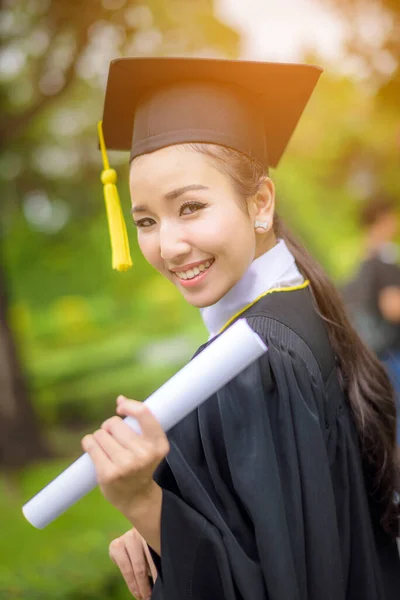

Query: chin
left=182, top=287, right=228, bottom=309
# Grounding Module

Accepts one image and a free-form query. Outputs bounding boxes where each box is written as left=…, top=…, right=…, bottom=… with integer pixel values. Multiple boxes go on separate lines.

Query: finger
left=117, top=401, right=170, bottom=463
left=116, top=398, right=145, bottom=418
left=109, top=538, right=140, bottom=598
left=125, top=532, right=153, bottom=600
left=92, top=428, right=133, bottom=467
left=117, top=401, right=167, bottom=443
left=116, top=394, right=135, bottom=406
left=129, top=404, right=170, bottom=459
left=142, top=537, right=158, bottom=583
left=81, top=434, right=114, bottom=479
left=101, top=416, right=143, bottom=450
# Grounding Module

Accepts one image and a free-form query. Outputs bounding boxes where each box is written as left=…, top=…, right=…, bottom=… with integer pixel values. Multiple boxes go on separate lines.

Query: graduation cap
left=98, top=57, right=323, bottom=271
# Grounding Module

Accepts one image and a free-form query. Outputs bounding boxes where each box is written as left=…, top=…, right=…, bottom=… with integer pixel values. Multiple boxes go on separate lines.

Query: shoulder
left=213, top=292, right=335, bottom=435
left=376, top=250, right=400, bottom=287
left=366, top=249, right=400, bottom=276
left=242, top=286, right=336, bottom=383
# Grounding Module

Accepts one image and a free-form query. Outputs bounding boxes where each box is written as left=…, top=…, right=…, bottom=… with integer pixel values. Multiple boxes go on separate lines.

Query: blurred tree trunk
left=0, top=253, right=50, bottom=470
left=0, top=0, right=239, bottom=470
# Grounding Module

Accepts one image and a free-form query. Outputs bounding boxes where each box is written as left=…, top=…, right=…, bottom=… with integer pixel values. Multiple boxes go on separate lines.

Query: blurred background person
left=343, top=195, right=400, bottom=443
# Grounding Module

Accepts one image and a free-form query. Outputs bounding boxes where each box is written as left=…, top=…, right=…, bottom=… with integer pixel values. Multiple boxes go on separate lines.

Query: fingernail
left=117, top=395, right=126, bottom=403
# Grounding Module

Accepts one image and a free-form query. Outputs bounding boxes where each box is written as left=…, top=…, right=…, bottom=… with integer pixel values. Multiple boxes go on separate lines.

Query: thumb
left=116, top=395, right=143, bottom=413
left=116, top=394, right=131, bottom=406
left=116, top=396, right=145, bottom=413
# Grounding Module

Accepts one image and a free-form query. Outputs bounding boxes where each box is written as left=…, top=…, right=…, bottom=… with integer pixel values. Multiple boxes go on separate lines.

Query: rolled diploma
left=22, top=318, right=267, bottom=529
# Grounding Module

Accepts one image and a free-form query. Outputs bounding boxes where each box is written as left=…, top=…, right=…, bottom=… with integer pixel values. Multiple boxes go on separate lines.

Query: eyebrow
left=131, top=184, right=209, bottom=214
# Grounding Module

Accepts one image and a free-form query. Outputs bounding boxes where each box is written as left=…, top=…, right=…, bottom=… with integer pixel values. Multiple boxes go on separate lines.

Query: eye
left=179, top=201, right=207, bottom=216
left=132, top=217, right=156, bottom=229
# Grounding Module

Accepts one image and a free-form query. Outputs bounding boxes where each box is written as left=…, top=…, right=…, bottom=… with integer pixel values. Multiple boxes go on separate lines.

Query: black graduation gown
left=150, top=286, right=400, bottom=600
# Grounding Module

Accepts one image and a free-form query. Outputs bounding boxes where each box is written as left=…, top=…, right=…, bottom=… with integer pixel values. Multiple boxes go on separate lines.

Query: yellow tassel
left=98, top=121, right=133, bottom=271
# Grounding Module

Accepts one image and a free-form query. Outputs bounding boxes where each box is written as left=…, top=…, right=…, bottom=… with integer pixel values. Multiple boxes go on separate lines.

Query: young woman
left=81, top=58, right=399, bottom=600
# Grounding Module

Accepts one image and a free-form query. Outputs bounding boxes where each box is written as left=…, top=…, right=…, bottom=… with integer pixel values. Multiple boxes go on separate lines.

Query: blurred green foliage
left=0, top=0, right=399, bottom=598
left=0, top=1, right=236, bottom=598
left=0, top=458, right=131, bottom=599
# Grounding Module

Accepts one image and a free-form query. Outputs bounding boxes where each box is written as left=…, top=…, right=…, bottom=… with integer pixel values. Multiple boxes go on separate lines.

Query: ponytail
left=187, top=142, right=399, bottom=536
left=275, top=216, right=399, bottom=536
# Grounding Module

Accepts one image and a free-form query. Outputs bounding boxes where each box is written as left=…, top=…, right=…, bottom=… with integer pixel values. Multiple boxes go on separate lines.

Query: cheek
left=200, top=207, right=252, bottom=245
left=212, top=215, right=255, bottom=258
left=137, top=233, right=161, bottom=269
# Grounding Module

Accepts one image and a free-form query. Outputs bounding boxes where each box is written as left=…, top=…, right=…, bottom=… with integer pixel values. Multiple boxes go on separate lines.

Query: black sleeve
left=149, top=318, right=399, bottom=600
left=149, top=490, right=238, bottom=600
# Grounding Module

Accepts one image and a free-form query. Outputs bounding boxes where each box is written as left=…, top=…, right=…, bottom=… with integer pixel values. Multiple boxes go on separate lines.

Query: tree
left=0, top=249, right=50, bottom=467
left=309, top=0, right=400, bottom=233
left=1, top=0, right=239, bottom=152
left=0, top=0, right=239, bottom=469
left=321, top=0, right=400, bottom=107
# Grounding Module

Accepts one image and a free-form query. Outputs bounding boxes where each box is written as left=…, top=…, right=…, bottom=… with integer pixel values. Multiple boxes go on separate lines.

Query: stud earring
left=254, top=219, right=268, bottom=230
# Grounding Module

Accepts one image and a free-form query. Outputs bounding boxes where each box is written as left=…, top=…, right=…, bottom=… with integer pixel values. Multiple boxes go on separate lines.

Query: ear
left=248, top=177, right=275, bottom=224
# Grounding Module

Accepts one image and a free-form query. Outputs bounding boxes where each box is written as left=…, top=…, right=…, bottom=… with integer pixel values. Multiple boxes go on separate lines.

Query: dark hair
left=187, top=142, right=399, bottom=537
left=360, top=195, right=397, bottom=228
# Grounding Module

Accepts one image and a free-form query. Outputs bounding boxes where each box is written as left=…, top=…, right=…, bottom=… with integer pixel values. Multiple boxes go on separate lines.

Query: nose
left=159, top=221, right=191, bottom=261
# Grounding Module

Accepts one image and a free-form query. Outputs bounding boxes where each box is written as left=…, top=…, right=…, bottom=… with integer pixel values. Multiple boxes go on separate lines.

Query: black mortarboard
left=98, top=57, right=323, bottom=270
left=102, top=57, right=323, bottom=169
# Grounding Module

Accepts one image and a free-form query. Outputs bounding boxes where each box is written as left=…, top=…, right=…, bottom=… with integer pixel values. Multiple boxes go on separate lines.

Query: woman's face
left=129, top=145, right=259, bottom=308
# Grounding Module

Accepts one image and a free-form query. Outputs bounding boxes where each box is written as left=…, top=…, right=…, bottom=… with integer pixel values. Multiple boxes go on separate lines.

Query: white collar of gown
left=200, top=239, right=304, bottom=339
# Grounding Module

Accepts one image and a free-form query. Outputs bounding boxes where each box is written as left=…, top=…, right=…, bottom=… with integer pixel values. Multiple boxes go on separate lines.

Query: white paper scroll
left=22, top=319, right=267, bottom=529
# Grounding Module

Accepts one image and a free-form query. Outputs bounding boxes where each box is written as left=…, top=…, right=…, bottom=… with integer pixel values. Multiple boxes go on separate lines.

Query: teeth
left=176, top=260, right=213, bottom=280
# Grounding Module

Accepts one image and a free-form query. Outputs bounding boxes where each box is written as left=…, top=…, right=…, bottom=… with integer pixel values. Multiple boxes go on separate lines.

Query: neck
left=254, top=231, right=277, bottom=259
left=200, top=239, right=304, bottom=339
left=365, top=231, right=389, bottom=255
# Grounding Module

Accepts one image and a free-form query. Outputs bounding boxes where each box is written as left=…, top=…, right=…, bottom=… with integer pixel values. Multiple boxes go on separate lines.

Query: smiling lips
left=170, top=258, right=215, bottom=287
left=174, top=259, right=214, bottom=280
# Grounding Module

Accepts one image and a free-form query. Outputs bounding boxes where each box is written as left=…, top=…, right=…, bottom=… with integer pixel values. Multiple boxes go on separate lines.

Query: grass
left=0, top=453, right=135, bottom=600
left=1, top=303, right=207, bottom=598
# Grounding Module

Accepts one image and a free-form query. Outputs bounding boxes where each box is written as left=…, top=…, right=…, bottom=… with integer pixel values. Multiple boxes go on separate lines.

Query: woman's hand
left=109, top=527, right=157, bottom=600
left=81, top=396, right=170, bottom=519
